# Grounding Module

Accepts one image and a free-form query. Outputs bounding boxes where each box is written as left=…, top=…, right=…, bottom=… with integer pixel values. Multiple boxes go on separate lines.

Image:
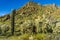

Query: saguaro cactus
left=11, top=9, right=16, bottom=35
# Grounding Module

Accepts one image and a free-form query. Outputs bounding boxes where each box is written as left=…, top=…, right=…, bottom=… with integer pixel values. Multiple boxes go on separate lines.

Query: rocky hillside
left=0, top=2, right=60, bottom=37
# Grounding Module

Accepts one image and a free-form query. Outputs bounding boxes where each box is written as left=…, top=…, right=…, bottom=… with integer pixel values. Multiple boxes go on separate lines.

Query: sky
left=0, top=0, right=60, bottom=16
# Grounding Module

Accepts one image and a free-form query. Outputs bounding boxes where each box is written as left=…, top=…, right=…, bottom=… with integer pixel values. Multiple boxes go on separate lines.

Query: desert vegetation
left=0, top=2, right=60, bottom=40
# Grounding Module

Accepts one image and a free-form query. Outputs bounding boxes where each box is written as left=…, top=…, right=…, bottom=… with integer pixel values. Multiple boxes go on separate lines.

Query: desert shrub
left=34, top=33, right=46, bottom=40
left=45, top=24, right=53, bottom=33
left=19, top=34, right=29, bottom=40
